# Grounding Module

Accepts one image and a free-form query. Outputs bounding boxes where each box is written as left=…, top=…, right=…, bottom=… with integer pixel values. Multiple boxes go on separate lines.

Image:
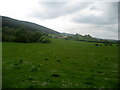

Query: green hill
left=2, top=16, right=60, bottom=34
left=2, top=16, right=60, bottom=43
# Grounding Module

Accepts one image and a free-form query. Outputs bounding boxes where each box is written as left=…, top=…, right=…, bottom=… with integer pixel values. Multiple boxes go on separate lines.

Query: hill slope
left=2, top=16, right=60, bottom=34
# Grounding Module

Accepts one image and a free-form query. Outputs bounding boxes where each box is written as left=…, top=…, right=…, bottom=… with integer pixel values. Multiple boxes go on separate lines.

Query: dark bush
left=95, top=44, right=99, bottom=46
left=51, top=74, right=60, bottom=77
left=31, top=32, right=43, bottom=42
left=2, top=34, right=15, bottom=42
left=15, top=28, right=30, bottom=43
left=38, top=36, right=51, bottom=43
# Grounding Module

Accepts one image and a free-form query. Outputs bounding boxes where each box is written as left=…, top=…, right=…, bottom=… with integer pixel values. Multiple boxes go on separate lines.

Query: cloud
left=72, top=2, right=118, bottom=25
left=73, top=14, right=117, bottom=25
left=30, top=2, right=92, bottom=19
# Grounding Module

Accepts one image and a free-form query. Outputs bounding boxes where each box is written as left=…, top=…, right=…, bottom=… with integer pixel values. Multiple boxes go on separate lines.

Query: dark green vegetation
left=3, top=39, right=118, bottom=88
left=2, top=16, right=59, bottom=43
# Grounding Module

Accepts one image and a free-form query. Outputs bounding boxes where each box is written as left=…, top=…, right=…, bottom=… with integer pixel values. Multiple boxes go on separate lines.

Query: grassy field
left=2, top=39, right=118, bottom=88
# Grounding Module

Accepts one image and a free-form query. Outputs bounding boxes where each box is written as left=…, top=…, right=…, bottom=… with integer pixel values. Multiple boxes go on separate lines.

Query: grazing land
left=2, top=38, right=118, bottom=88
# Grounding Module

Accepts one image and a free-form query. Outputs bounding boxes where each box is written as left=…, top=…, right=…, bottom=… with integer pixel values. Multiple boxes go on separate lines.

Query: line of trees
left=2, top=26, right=51, bottom=43
left=65, top=33, right=118, bottom=44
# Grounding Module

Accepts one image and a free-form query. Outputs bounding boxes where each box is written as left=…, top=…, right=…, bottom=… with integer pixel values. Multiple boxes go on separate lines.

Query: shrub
left=2, top=34, right=15, bottom=42
left=38, top=36, right=51, bottom=43
left=31, top=32, right=43, bottom=42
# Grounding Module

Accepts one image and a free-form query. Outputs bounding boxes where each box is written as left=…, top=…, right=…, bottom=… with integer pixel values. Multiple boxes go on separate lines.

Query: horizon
left=0, top=0, right=118, bottom=40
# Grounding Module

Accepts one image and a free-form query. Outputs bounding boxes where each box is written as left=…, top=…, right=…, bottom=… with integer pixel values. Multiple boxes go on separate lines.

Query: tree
left=2, top=26, right=16, bottom=36
left=15, top=28, right=30, bottom=43
left=31, top=32, right=43, bottom=42
left=2, top=34, right=15, bottom=42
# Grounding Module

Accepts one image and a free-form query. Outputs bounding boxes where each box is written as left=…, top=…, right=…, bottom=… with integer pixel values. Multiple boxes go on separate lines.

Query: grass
left=2, top=38, right=119, bottom=88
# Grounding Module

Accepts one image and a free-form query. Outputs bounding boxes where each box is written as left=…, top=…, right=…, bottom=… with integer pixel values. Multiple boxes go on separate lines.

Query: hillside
left=2, top=16, right=60, bottom=34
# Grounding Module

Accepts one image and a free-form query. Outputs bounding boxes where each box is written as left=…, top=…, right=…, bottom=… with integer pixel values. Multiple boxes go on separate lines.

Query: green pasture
left=2, top=39, right=118, bottom=88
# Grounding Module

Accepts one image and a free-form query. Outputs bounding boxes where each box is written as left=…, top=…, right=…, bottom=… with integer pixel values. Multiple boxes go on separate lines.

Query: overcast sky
left=0, top=0, right=119, bottom=40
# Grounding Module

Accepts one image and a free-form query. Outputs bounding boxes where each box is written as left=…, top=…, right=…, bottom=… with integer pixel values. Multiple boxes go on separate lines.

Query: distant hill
left=2, top=16, right=60, bottom=34
left=60, top=32, right=74, bottom=36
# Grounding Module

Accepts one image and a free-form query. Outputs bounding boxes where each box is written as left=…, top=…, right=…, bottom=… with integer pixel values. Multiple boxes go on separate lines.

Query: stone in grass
left=91, top=75, right=95, bottom=77
left=14, top=66, right=21, bottom=69
left=22, top=80, right=25, bottom=82
left=51, top=74, right=60, bottom=77
left=71, top=73, right=74, bottom=75
left=27, top=77, right=34, bottom=81
left=47, top=53, right=50, bottom=55
left=19, top=59, right=23, bottom=63
left=44, top=58, right=48, bottom=60
left=30, top=67, right=39, bottom=72
left=85, top=77, right=95, bottom=80
left=66, top=57, right=69, bottom=59
left=84, top=81, right=93, bottom=85
left=46, top=79, right=53, bottom=82
left=105, top=57, right=108, bottom=60
left=97, top=71, right=103, bottom=73
left=57, top=59, right=61, bottom=62
left=38, top=64, right=43, bottom=66
left=38, top=64, right=41, bottom=67
left=84, top=62, right=88, bottom=63
left=14, top=63, right=18, bottom=65
left=90, top=70, right=94, bottom=71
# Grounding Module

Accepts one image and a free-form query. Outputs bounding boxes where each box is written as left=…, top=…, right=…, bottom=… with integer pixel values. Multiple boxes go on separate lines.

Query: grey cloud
left=31, top=2, right=92, bottom=19
left=41, top=2, right=67, bottom=7
left=73, top=15, right=117, bottom=25
left=73, top=2, right=118, bottom=25
left=89, top=24, right=118, bottom=39
left=92, top=24, right=118, bottom=33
